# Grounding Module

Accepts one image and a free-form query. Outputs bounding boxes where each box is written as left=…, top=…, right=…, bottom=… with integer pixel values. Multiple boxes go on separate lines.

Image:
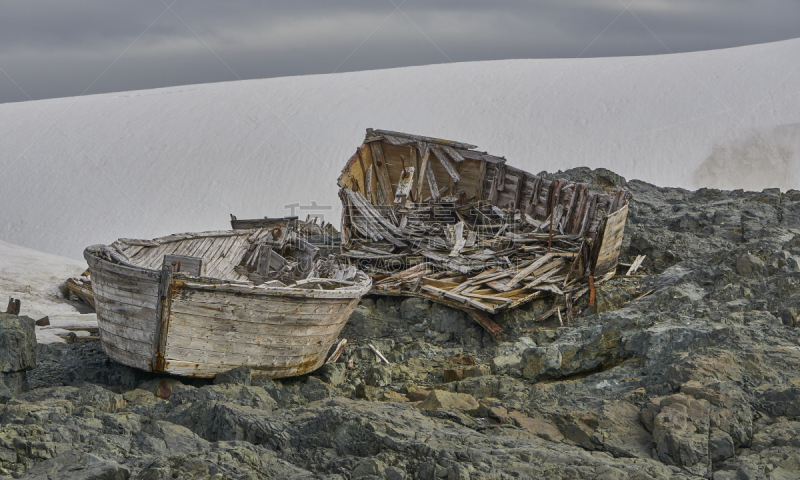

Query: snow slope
left=0, top=240, right=96, bottom=343
left=1, top=39, right=799, bottom=259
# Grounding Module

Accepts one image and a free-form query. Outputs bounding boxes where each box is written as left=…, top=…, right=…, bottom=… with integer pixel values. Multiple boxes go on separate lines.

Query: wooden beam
left=433, top=147, right=461, bottom=183
left=409, top=146, right=419, bottom=202
left=153, top=264, right=174, bottom=372
left=442, top=145, right=465, bottom=163
left=476, top=160, right=487, bottom=201
left=370, top=141, right=394, bottom=206
left=426, top=151, right=440, bottom=203
left=415, top=145, right=431, bottom=202
left=394, top=167, right=415, bottom=204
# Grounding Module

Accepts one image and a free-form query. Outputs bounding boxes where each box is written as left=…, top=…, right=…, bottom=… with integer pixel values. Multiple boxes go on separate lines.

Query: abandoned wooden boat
left=84, top=227, right=371, bottom=378
left=337, top=129, right=632, bottom=337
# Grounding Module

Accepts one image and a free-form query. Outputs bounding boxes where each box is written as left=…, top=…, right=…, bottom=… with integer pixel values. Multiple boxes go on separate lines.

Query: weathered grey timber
left=84, top=227, right=371, bottom=378
left=337, top=129, right=632, bottom=336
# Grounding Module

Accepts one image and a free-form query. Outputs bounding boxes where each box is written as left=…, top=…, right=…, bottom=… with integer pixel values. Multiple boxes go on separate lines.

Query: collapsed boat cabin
left=337, top=129, right=631, bottom=336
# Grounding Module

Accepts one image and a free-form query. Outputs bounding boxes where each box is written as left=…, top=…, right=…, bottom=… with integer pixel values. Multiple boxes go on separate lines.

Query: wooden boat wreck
left=84, top=226, right=371, bottom=378
left=337, top=129, right=632, bottom=338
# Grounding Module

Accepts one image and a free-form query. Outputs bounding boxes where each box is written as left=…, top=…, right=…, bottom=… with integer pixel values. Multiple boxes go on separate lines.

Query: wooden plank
left=371, top=129, right=478, bottom=150
left=95, top=311, right=156, bottom=344
left=169, top=297, right=353, bottom=327
left=98, top=328, right=153, bottom=359
left=93, top=288, right=158, bottom=308
left=476, top=160, right=487, bottom=201
left=100, top=339, right=152, bottom=371
left=626, top=255, right=646, bottom=275
left=365, top=164, right=376, bottom=205
left=168, top=310, right=347, bottom=337
left=167, top=318, right=340, bottom=349
left=356, top=148, right=369, bottom=197
left=370, top=141, right=394, bottom=206
left=163, top=345, right=326, bottom=367
left=421, top=285, right=499, bottom=313
left=415, top=146, right=431, bottom=202
left=514, top=174, right=526, bottom=211
left=426, top=154, right=440, bottom=203
left=394, top=167, right=415, bottom=204
left=153, top=264, right=174, bottom=372
left=409, top=146, right=419, bottom=202
left=91, top=270, right=159, bottom=296
left=501, top=253, right=555, bottom=292
left=433, top=147, right=460, bottom=183
left=592, top=204, right=628, bottom=279
left=442, top=145, right=465, bottom=163
left=448, top=221, right=466, bottom=257
left=85, top=253, right=160, bottom=282
left=163, top=254, right=203, bottom=276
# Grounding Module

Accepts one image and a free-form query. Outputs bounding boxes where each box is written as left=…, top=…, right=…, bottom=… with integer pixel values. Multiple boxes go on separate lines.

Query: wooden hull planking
left=85, top=244, right=371, bottom=378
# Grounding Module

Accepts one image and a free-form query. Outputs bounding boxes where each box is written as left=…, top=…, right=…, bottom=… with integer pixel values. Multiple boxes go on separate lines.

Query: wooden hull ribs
left=337, top=129, right=632, bottom=336
left=84, top=227, right=371, bottom=378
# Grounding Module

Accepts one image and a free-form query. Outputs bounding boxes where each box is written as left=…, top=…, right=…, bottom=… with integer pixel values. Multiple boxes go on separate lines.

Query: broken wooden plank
left=626, top=254, right=646, bottom=275
left=426, top=152, right=440, bottom=203
left=370, top=141, right=394, bottom=206
left=368, top=343, right=390, bottom=364
left=502, top=253, right=555, bottom=292
left=433, top=146, right=461, bottom=183
left=327, top=339, right=347, bottom=363
left=415, top=146, right=431, bottom=202
left=394, top=166, right=415, bottom=204
left=441, top=145, right=465, bottom=163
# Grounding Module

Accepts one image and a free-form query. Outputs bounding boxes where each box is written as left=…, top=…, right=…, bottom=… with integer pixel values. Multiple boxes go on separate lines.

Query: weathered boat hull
left=85, top=246, right=371, bottom=378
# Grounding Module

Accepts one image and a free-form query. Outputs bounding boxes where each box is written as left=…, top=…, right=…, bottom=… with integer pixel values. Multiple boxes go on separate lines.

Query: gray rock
left=1, top=371, right=29, bottom=400
left=0, top=314, right=36, bottom=373
left=365, top=364, right=392, bottom=387
left=429, top=304, right=468, bottom=335
left=652, top=394, right=711, bottom=477
left=399, top=297, right=430, bottom=322
left=736, top=254, right=765, bottom=276
left=709, top=429, right=735, bottom=463
left=314, top=362, right=346, bottom=385
left=170, top=384, right=277, bottom=411
left=213, top=365, right=252, bottom=386
left=352, top=458, right=386, bottom=478
left=491, top=337, right=535, bottom=376
left=346, top=305, right=384, bottom=338
left=21, top=449, right=130, bottom=479
left=300, top=377, right=339, bottom=402
left=385, top=466, right=406, bottom=480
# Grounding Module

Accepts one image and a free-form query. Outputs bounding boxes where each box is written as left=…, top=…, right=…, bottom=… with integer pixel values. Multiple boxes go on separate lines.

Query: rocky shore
left=2, top=168, right=800, bottom=479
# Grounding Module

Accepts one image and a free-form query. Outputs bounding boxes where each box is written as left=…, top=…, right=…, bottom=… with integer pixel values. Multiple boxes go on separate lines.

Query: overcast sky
left=0, top=0, right=798, bottom=105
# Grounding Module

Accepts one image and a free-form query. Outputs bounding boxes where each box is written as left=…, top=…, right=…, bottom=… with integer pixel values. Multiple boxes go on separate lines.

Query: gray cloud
left=1, top=0, right=798, bottom=104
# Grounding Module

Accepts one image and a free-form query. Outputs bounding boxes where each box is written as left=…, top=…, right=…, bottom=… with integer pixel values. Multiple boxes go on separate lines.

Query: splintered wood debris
left=336, top=129, right=632, bottom=337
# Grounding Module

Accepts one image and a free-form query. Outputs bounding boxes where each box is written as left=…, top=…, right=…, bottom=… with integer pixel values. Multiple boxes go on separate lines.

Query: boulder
left=352, top=458, right=386, bottom=479
left=443, top=368, right=463, bottom=383
left=213, top=365, right=252, bottom=386
left=314, top=362, right=346, bottom=385
left=652, top=394, right=712, bottom=477
left=736, top=254, right=765, bottom=277
left=429, top=304, right=469, bottom=335
left=399, top=297, right=430, bottom=322
left=365, top=364, right=392, bottom=387
left=21, top=449, right=130, bottom=480
left=417, top=390, right=479, bottom=415
left=0, top=314, right=36, bottom=373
